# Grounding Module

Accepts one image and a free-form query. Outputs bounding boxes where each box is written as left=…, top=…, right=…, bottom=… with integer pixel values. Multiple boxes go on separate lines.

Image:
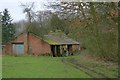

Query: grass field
left=2, top=54, right=118, bottom=78
left=2, top=56, right=90, bottom=78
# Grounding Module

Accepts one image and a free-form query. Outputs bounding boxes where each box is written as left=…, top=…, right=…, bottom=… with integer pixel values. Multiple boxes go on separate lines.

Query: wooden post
left=27, top=32, right=29, bottom=55
left=54, top=46, right=57, bottom=57
left=25, top=32, right=29, bottom=55
left=60, top=45, right=62, bottom=56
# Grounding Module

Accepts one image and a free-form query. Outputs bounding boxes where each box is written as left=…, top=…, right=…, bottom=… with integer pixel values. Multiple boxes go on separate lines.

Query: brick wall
left=28, top=34, right=51, bottom=55
left=3, top=33, right=51, bottom=55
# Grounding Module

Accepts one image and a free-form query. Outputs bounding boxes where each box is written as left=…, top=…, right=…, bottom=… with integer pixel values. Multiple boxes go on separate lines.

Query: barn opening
left=51, top=45, right=55, bottom=57
left=12, top=43, right=24, bottom=55
left=68, top=45, right=72, bottom=53
left=67, top=44, right=73, bottom=55
left=56, top=45, right=60, bottom=56
left=51, top=45, right=61, bottom=57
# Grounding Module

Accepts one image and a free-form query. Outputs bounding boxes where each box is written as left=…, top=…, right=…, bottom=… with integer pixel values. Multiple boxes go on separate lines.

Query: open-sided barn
left=2, top=31, right=80, bottom=57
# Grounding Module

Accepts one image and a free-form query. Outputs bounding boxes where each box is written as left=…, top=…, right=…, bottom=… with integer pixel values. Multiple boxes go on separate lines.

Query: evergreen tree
left=2, top=9, right=15, bottom=44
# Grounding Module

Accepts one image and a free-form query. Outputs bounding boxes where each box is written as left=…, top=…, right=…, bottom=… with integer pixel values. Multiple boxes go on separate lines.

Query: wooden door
left=13, top=43, right=24, bottom=55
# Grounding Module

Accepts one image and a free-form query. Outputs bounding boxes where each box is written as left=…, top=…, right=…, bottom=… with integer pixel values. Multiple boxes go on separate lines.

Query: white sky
left=0, top=0, right=53, bottom=22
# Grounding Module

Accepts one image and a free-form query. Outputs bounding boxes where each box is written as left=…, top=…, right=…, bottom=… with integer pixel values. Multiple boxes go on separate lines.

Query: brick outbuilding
left=2, top=31, right=80, bottom=57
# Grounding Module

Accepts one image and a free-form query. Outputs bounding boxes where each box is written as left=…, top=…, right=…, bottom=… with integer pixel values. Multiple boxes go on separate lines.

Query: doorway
left=56, top=45, right=60, bottom=57
left=68, top=45, right=72, bottom=53
left=12, top=43, right=24, bottom=55
left=51, top=45, right=55, bottom=57
left=51, top=45, right=61, bottom=57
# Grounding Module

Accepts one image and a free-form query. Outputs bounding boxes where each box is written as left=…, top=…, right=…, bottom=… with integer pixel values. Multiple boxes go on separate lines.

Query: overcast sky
left=0, top=0, right=53, bottom=22
left=0, top=0, right=119, bottom=22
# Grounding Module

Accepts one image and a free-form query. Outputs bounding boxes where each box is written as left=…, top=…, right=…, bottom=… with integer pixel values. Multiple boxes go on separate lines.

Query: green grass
left=2, top=56, right=90, bottom=78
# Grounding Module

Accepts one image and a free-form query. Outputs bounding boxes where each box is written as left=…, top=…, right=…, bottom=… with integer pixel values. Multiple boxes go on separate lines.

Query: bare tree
left=20, top=2, right=35, bottom=23
left=35, top=10, right=52, bottom=27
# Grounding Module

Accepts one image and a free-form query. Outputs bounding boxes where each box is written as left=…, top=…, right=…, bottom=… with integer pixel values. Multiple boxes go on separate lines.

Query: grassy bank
left=62, top=53, right=118, bottom=78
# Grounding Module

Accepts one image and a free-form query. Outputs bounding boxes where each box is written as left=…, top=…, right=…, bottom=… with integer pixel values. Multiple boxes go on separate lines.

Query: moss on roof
left=44, top=31, right=80, bottom=45
left=43, top=37, right=59, bottom=45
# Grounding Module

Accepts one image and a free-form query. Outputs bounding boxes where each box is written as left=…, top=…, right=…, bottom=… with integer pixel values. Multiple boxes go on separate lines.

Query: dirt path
left=62, top=58, right=111, bottom=78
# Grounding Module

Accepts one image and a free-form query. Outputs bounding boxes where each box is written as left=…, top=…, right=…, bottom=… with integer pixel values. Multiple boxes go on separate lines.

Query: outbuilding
left=2, top=31, right=80, bottom=57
